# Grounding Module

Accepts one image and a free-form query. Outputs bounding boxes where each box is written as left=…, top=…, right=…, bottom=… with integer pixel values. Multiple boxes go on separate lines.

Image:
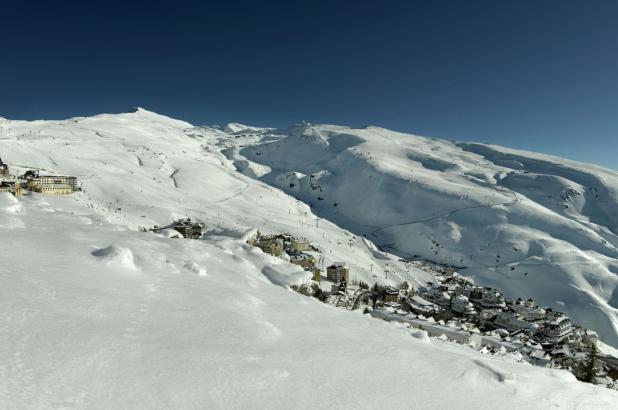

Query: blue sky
left=2, top=1, right=618, bottom=169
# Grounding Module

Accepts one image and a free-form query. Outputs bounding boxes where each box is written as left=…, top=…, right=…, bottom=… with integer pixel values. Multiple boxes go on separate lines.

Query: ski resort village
left=245, top=230, right=618, bottom=387
left=1, top=109, right=618, bottom=408
left=0, top=157, right=80, bottom=196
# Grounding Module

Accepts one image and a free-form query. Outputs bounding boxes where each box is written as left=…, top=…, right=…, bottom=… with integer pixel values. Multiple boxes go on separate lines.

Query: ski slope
left=1, top=109, right=618, bottom=408
left=229, top=122, right=618, bottom=348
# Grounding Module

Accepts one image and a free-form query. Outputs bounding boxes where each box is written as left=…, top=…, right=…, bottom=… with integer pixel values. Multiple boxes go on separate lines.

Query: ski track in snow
left=370, top=192, right=521, bottom=233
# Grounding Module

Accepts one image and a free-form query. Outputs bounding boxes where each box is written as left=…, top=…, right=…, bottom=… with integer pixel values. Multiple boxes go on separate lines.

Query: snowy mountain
left=230, top=123, right=618, bottom=348
left=220, top=122, right=272, bottom=135
left=1, top=109, right=617, bottom=408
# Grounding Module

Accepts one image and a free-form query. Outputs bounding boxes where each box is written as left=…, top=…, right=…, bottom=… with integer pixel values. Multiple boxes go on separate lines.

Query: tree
left=311, top=283, right=327, bottom=302
left=371, top=283, right=380, bottom=309
left=579, top=344, right=600, bottom=384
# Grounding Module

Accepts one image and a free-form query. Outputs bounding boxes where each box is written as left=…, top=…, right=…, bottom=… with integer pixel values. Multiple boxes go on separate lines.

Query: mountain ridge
left=227, top=122, right=618, bottom=347
left=2, top=109, right=618, bottom=407
left=2, top=111, right=616, bottom=347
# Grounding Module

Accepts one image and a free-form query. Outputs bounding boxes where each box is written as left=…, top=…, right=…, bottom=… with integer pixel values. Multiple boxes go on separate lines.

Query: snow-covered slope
left=3, top=194, right=617, bottom=408
left=0, top=109, right=427, bottom=287
left=1, top=109, right=618, bottom=408
left=228, top=123, right=618, bottom=348
left=221, top=122, right=272, bottom=135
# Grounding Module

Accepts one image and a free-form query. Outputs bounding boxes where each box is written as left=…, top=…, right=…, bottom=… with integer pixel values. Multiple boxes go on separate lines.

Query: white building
left=539, top=314, right=573, bottom=344
left=419, top=284, right=451, bottom=308
left=451, top=295, right=476, bottom=316
left=406, top=296, right=439, bottom=316
left=494, top=311, right=540, bottom=333
left=468, top=287, right=506, bottom=309
left=27, top=174, right=79, bottom=195
left=326, top=262, right=349, bottom=283
left=511, top=298, right=546, bottom=321
left=478, top=308, right=501, bottom=325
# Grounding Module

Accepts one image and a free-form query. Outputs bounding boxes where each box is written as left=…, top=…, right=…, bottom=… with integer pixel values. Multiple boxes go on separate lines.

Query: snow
left=0, top=110, right=617, bottom=408
left=227, top=123, right=618, bottom=348
left=0, top=192, right=22, bottom=214
left=91, top=245, right=138, bottom=271
left=261, top=263, right=312, bottom=287
left=157, top=227, right=183, bottom=238
left=183, top=260, right=208, bottom=277
left=0, top=192, right=24, bottom=228
left=222, top=122, right=271, bottom=134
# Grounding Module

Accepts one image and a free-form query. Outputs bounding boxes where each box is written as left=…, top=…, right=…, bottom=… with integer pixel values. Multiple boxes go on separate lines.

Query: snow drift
left=92, top=245, right=137, bottom=270
left=0, top=192, right=22, bottom=214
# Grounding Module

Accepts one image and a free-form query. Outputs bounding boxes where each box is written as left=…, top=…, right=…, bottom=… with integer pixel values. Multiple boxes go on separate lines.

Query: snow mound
left=262, top=265, right=312, bottom=287
left=410, top=328, right=431, bottom=342
left=183, top=261, right=207, bottom=276
left=91, top=245, right=137, bottom=270
left=158, top=228, right=183, bottom=238
left=0, top=192, right=22, bottom=214
left=240, top=228, right=258, bottom=243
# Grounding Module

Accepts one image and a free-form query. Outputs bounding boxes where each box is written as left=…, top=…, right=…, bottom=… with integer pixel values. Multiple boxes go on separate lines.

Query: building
left=246, top=231, right=262, bottom=247
left=27, top=174, right=79, bottom=195
left=310, top=267, right=321, bottom=282
left=442, top=271, right=474, bottom=287
left=21, top=170, right=38, bottom=180
left=419, top=284, right=452, bottom=308
left=539, top=314, right=573, bottom=345
left=0, top=158, right=8, bottom=177
left=468, top=287, right=506, bottom=309
left=527, top=349, right=551, bottom=365
left=0, top=180, right=22, bottom=196
left=582, top=329, right=599, bottom=347
left=383, top=286, right=400, bottom=303
left=451, top=295, right=476, bottom=316
left=290, top=238, right=311, bottom=252
left=256, top=236, right=284, bottom=256
left=493, top=311, right=540, bottom=333
left=510, top=298, right=546, bottom=321
left=326, top=262, right=349, bottom=283
left=289, top=252, right=316, bottom=270
left=405, top=295, right=440, bottom=316
left=247, top=232, right=313, bottom=257
left=172, top=218, right=206, bottom=239
left=478, top=308, right=501, bottom=325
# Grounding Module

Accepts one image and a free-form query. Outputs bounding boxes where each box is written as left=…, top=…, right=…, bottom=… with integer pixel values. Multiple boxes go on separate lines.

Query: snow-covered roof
left=329, top=262, right=348, bottom=268
left=384, top=286, right=399, bottom=295
left=409, top=295, right=437, bottom=307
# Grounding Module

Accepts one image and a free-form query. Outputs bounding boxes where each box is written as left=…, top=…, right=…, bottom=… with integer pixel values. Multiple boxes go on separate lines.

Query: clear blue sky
left=2, top=1, right=618, bottom=169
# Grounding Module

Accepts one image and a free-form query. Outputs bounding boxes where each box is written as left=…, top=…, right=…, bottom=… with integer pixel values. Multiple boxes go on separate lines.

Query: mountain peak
left=125, top=106, right=143, bottom=114
left=223, top=122, right=270, bottom=134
